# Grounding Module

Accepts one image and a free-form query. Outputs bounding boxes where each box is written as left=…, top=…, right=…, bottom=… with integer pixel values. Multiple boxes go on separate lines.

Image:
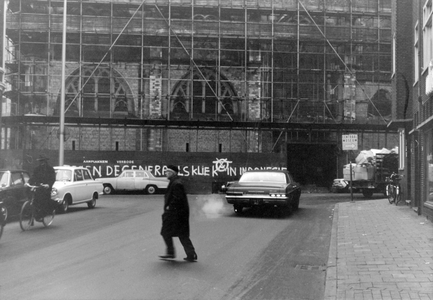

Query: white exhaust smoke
left=190, top=194, right=230, bottom=219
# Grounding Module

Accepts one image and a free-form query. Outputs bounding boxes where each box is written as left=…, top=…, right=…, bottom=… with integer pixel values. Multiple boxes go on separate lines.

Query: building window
left=423, top=0, right=432, bottom=73
left=414, top=22, right=420, bottom=82
left=57, top=66, right=134, bottom=118
left=171, top=68, right=237, bottom=120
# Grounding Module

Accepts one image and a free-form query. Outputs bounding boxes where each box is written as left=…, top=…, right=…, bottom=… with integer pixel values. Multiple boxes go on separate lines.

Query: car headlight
left=51, top=188, right=58, bottom=197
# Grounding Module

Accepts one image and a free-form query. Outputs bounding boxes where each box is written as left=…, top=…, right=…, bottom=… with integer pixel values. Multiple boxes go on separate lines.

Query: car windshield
left=0, top=171, right=9, bottom=186
left=239, top=172, right=287, bottom=183
left=55, top=169, right=72, bottom=181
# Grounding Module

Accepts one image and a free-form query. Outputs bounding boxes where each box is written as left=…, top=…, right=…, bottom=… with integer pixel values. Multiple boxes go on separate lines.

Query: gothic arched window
left=171, top=69, right=237, bottom=120
left=57, top=65, right=134, bottom=118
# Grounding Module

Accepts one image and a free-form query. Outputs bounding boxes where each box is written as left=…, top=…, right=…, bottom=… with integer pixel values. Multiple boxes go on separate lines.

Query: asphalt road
left=0, top=192, right=371, bottom=300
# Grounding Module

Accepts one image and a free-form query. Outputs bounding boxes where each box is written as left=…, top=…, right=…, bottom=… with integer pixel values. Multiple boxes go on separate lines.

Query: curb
left=324, top=203, right=339, bottom=300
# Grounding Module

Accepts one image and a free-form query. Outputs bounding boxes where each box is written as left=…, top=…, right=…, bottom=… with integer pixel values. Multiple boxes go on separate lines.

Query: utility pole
left=59, top=0, right=67, bottom=165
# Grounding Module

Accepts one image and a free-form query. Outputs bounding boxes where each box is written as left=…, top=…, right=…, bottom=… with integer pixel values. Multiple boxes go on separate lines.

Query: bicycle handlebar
left=389, top=172, right=402, bottom=182
left=25, top=183, right=50, bottom=191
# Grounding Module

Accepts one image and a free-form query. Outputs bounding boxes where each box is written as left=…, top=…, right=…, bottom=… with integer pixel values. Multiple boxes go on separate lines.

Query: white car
left=52, top=166, right=104, bottom=213
left=95, top=169, right=169, bottom=195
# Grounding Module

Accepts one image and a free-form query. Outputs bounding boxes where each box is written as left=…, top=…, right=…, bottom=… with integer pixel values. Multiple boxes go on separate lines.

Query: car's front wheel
left=87, top=193, right=97, bottom=209
left=292, top=197, right=300, bottom=211
left=59, top=196, right=70, bottom=213
left=103, top=185, right=114, bottom=195
left=1, top=206, right=8, bottom=224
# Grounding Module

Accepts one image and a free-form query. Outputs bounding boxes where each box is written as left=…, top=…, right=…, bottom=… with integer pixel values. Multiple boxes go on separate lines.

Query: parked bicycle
left=386, top=172, right=402, bottom=205
left=0, top=200, right=7, bottom=240
left=19, top=183, right=56, bottom=231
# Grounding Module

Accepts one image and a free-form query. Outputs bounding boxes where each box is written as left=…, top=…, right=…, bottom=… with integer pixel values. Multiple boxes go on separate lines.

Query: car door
left=3, top=171, right=27, bottom=212
left=117, top=171, right=135, bottom=191
left=82, top=169, right=96, bottom=201
left=134, top=171, right=149, bottom=190
left=11, top=171, right=28, bottom=207
left=73, top=169, right=86, bottom=202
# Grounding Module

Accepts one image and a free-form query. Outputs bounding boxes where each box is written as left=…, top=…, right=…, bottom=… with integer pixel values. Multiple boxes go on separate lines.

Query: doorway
left=287, top=144, right=338, bottom=188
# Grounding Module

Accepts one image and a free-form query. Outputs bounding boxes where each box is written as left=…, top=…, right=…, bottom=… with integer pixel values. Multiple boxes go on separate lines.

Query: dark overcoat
left=28, top=163, right=56, bottom=207
left=160, top=175, right=190, bottom=237
left=29, top=163, right=56, bottom=188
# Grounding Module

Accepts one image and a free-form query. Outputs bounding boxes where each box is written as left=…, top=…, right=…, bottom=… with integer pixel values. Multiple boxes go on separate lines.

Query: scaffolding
left=2, top=0, right=395, bottom=152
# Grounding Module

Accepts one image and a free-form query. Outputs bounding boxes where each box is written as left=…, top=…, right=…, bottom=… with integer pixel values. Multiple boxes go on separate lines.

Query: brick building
left=391, top=0, right=433, bottom=221
left=0, top=0, right=398, bottom=192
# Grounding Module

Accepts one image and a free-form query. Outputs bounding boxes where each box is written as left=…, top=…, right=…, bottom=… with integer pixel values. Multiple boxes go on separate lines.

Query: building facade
left=1, top=0, right=398, bottom=192
left=396, top=0, right=433, bottom=221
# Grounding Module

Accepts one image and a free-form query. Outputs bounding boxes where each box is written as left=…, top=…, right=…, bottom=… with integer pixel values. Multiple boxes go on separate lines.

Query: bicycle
left=0, top=200, right=7, bottom=240
left=385, top=172, right=402, bottom=205
left=19, top=184, right=56, bottom=231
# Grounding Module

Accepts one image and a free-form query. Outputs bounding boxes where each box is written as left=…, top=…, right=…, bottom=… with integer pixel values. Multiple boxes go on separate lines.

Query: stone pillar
left=147, top=61, right=164, bottom=151
left=247, top=131, right=260, bottom=153
left=149, top=63, right=162, bottom=119
left=247, top=68, right=261, bottom=120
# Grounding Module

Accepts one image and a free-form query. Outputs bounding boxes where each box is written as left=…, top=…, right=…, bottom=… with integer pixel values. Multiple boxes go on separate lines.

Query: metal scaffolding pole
left=59, top=0, right=67, bottom=165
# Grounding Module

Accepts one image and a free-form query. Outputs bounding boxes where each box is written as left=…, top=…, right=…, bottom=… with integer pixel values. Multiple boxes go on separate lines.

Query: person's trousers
left=162, top=234, right=196, bottom=257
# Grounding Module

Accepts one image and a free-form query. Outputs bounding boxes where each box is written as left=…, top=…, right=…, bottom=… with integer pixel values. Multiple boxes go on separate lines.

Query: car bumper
left=226, top=195, right=291, bottom=207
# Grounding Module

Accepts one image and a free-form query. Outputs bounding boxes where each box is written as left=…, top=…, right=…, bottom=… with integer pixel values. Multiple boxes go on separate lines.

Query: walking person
left=159, top=165, right=197, bottom=262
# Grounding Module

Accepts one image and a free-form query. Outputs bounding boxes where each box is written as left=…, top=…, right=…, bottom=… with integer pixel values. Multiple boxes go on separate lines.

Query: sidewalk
left=324, top=199, right=433, bottom=300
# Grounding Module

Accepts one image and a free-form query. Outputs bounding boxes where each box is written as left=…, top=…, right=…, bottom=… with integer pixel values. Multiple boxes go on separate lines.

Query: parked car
left=96, top=170, right=169, bottom=195
left=221, top=170, right=301, bottom=215
left=52, top=166, right=104, bottom=213
left=0, top=169, right=31, bottom=218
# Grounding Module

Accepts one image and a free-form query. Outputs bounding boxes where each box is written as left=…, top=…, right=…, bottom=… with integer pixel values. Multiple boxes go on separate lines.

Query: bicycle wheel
left=386, top=184, right=395, bottom=204
left=394, top=184, right=402, bottom=205
left=0, top=206, right=7, bottom=240
left=20, top=201, right=34, bottom=231
left=42, top=209, right=55, bottom=227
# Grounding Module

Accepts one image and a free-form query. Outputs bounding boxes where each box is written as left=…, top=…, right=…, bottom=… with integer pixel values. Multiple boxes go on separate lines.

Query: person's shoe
left=159, top=254, right=175, bottom=259
left=183, top=254, right=197, bottom=262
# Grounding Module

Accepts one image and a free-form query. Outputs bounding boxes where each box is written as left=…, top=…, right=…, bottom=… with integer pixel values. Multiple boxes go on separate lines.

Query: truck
left=344, top=151, right=398, bottom=198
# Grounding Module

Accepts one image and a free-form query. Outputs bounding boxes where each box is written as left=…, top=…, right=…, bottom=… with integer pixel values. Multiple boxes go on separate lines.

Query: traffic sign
left=342, top=134, right=358, bottom=150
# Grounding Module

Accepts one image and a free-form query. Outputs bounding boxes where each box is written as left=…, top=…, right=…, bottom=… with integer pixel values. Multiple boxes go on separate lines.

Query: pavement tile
left=324, top=199, right=433, bottom=300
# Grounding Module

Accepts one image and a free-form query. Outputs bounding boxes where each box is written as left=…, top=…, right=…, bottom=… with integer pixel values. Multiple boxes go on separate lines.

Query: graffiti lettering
left=81, top=158, right=286, bottom=179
